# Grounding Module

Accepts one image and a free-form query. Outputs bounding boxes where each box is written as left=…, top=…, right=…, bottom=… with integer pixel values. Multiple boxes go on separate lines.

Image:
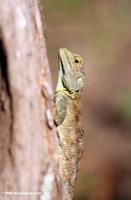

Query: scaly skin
left=55, top=48, right=85, bottom=200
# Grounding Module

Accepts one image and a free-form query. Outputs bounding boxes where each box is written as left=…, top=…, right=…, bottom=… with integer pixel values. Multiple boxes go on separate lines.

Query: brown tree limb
left=0, top=0, right=63, bottom=199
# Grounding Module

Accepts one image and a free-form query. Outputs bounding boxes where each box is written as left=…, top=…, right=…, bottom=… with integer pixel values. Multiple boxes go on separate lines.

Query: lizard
left=54, top=48, right=85, bottom=200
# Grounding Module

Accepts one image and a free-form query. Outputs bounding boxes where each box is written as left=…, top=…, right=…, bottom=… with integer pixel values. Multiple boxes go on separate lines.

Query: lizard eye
left=74, top=58, right=79, bottom=63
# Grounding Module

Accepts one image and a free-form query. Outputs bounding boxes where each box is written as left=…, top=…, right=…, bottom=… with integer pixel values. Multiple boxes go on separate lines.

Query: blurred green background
left=42, top=0, right=131, bottom=199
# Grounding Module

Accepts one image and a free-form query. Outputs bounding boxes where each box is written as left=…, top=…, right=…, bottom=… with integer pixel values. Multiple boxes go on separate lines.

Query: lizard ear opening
left=77, top=77, right=84, bottom=89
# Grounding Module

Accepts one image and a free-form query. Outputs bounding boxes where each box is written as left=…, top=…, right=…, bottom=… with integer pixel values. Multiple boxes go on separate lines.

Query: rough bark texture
left=0, top=0, right=62, bottom=199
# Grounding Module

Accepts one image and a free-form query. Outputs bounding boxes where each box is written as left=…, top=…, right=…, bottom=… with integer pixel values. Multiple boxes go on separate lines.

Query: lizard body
left=55, top=48, right=85, bottom=199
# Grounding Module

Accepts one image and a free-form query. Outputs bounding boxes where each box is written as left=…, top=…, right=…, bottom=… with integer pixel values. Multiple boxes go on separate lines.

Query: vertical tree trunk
left=0, top=0, right=62, bottom=199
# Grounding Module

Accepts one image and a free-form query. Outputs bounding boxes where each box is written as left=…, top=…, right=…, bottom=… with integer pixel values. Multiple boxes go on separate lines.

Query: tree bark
left=0, top=0, right=62, bottom=199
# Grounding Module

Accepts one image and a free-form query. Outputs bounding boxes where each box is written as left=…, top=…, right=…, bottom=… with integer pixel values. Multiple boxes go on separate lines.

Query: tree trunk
left=0, top=0, right=62, bottom=199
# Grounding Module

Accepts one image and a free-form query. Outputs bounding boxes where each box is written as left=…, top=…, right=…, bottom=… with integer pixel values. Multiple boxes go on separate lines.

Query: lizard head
left=59, top=48, right=85, bottom=93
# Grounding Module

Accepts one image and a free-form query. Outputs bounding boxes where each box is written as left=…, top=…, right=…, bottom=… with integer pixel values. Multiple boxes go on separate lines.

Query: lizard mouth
left=59, top=57, right=65, bottom=74
left=59, top=48, right=71, bottom=75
